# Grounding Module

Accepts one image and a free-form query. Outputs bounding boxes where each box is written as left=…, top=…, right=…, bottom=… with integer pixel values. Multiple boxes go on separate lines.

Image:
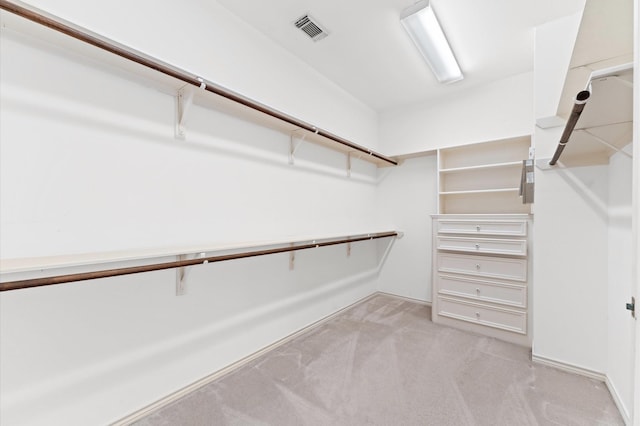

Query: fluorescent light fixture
left=401, top=1, right=463, bottom=83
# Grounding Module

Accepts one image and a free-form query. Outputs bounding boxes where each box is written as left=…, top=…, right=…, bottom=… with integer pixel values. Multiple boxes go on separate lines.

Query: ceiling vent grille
left=294, top=14, right=328, bottom=42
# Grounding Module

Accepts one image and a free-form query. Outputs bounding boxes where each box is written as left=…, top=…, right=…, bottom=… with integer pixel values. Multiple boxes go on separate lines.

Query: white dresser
left=431, top=214, right=532, bottom=346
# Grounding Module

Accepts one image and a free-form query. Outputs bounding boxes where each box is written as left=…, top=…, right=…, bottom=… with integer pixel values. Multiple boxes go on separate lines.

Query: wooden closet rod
left=549, top=90, right=591, bottom=166
left=0, top=0, right=398, bottom=166
left=0, top=232, right=398, bottom=292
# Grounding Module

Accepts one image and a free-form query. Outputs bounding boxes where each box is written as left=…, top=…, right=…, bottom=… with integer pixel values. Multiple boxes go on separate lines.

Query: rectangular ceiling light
left=401, top=1, right=463, bottom=84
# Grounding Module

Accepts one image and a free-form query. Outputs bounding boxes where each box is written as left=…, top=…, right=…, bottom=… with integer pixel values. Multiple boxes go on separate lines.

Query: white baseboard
left=531, top=354, right=606, bottom=381
left=376, top=291, right=432, bottom=307
left=112, top=291, right=385, bottom=425
left=605, top=376, right=631, bottom=426
left=532, top=354, right=631, bottom=425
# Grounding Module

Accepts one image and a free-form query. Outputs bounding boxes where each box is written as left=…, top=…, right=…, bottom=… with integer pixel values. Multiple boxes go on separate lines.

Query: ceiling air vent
left=294, top=14, right=328, bottom=42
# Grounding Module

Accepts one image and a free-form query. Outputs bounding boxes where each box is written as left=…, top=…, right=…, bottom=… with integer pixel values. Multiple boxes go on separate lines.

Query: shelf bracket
left=176, top=252, right=208, bottom=295
left=608, top=76, right=634, bottom=89
left=577, top=129, right=633, bottom=158
left=175, top=85, right=195, bottom=140
left=346, top=241, right=352, bottom=257
left=347, top=152, right=352, bottom=178
left=176, top=254, right=189, bottom=295
left=289, top=130, right=306, bottom=165
left=289, top=243, right=295, bottom=270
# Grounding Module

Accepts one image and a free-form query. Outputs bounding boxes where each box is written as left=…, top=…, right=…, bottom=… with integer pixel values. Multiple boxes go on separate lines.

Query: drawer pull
left=476, top=288, right=480, bottom=295
left=475, top=312, right=480, bottom=319
left=475, top=264, right=481, bottom=270
left=476, top=225, right=481, bottom=232
left=475, top=243, right=480, bottom=250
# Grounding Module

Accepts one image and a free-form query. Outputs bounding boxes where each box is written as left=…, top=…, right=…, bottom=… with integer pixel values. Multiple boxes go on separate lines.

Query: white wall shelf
left=439, top=161, right=522, bottom=174
left=440, top=188, right=520, bottom=195
left=0, top=231, right=399, bottom=292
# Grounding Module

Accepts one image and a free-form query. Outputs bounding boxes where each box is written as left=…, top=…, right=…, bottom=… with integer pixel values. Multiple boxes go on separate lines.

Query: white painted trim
left=531, top=354, right=606, bottom=381
left=605, top=376, right=632, bottom=426
left=111, top=291, right=383, bottom=425
left=376, top=291, right=432, bottom=306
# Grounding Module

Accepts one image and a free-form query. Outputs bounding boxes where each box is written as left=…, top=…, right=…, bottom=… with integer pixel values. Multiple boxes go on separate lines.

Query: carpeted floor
left=134, top=293, right=623, bottom=425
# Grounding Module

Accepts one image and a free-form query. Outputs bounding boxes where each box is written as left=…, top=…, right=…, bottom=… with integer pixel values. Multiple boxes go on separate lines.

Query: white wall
left=0, top=3, right=389, bottom=425
left=378, top=72, right=534, bottom=156
left=532, top=127, right=609, bottom=373
left=534, top=8, right=585, bottom=120
left=375, top=155, right=438, bottom=301
left=633, top=1, right=640, bottom=422
left=607, top=147, right=634, bottom=419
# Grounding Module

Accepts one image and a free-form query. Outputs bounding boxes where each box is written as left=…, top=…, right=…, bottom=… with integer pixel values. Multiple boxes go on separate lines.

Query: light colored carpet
left=134, top=294, right=623, bottom=425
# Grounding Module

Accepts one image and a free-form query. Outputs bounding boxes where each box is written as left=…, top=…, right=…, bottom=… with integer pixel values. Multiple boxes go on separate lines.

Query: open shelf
left=437, top=136, right=532, bottom=214
left=440, top=188, right=520, bottom=195
left=440, top=161, right=522, bottom=174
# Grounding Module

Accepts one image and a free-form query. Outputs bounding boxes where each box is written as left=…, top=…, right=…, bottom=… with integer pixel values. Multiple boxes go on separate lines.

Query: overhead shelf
left=536, top=3, right=634, bottom=173
left=538, top=65, right=633, bottom=169
left=0, top=1, right=398, bottom=168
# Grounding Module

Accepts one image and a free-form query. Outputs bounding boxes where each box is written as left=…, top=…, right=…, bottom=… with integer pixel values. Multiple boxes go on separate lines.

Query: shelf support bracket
left=577, top=129, right=633, bottom=158
left=176, top=254, right=189, bottom=295
left=289, top=243, right=295, bottom=270
left=176, top=252, right=208, bottom=295
left=346, top=241, right=351, bottom=257
left=175, top=85, right=195, bottom=140
left=289, top=131, right=306, bottom=165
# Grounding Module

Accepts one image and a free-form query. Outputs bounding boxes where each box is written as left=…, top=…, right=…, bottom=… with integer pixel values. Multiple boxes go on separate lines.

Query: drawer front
left=437, top=296, right=526, bottom=334
left=436, top=236, right=527, bottom=256
left=437, top=220, right=527, bottom=237
left=438, top=253, right=527, bottom=282
left=437, top=274, right=526, bottom=308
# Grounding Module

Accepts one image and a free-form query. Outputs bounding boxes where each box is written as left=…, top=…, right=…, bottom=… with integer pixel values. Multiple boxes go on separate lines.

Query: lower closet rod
left=0, top=232, right=398, bottom=292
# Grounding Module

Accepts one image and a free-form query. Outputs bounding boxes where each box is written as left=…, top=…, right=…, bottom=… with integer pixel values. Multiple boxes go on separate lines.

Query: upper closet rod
left=548, top=90, right=591, bottom=166
left=0, top=232, right=398, bottom=292
left=0, top=0, right=398, bottom=167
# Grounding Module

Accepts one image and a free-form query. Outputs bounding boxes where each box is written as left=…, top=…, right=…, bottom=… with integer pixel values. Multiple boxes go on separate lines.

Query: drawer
left=436, top=236, right=527, bottom=256
left=437, top=296, right=526, bottom=334
left=438, top=253, right=527, bottom=282
left=437, top=274, right=526, bottom=308
left=437, top=220, right=527, bottom=237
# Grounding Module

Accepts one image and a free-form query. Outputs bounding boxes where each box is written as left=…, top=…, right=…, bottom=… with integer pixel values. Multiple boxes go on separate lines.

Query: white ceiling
left=216, top=0, right=586, bottom=112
